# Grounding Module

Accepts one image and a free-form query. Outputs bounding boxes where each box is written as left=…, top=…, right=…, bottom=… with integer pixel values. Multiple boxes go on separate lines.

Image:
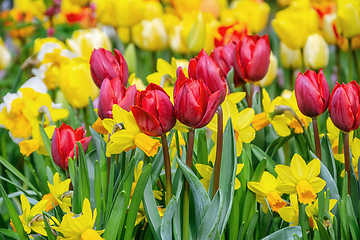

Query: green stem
left=242, top=85, right=250, bottom=107
left=183, top=128, right=195, bottom=240
left=349, top=39, right=353, bottom=83
left=289, top=67, right=294, bottom=91
left=213, top=106, right=223, bottom=198
left=312, top=118, right=322, bottom=161
left=300, top=48, right=305, bottom=73
left=302, top=125, right=315, bottom=153
left=353, top=48, right=360, bottom=80
left=175, top=130, right=181, bottom=159
left=161, top=134, right=172, bottom=206
left=344, top=132, right=351, bottom=196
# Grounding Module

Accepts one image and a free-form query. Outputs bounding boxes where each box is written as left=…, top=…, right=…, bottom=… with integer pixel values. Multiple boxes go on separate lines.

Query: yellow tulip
left=280, top=41, right=303, bottom=69
left=14, top=0, right=46, bottom=20
left=336, top=0, right=360, bottom=38
left=0, top=37, right=11, bottom=70
left=58, top=57, right=99, bottom=108
left=92, top=0, right=119, bottom=27
left=114, top=0, right=145, bottom=27
left=143, top=1, right=164, bottom=20
left=303, top=33, right=329, bottom=69
left=322, top=13, right=337, bottom=45
left=272, top=1, right=319, bottom=49
left=132, top=18, right=168, bottom=51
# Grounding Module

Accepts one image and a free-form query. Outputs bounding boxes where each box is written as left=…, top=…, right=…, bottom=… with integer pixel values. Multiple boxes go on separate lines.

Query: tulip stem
left=213, top=106, right=223, bottom=198
left=344, top=131, right=351, bottom=196
left=183, top=128, right=195, bottom=240
left=353, top=49, right=360, bottom=82
left=349, top=39, right=353, bottom=83
left=249, top=83, right=254, bottom=108
left=242, top=86, right=250, bottom=106
left=312, top=118, right=322, bottom=161
left=161, top=134, right=172, bottom=206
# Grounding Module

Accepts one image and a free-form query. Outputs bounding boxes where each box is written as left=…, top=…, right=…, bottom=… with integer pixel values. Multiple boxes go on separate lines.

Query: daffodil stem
left=344, top=131, right=351, bottom=196
left=349, top=39, right=353, bottom=83
left=312, top=118, right=322, bottom=161
left=213, top=106, right=223, bottom=198
left=161, top=134, right=172, bottom=206
left=183, top=128, right=195, bottom=240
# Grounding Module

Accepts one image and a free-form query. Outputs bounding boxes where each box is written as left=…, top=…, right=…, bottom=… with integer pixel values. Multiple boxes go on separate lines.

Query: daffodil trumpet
left=161, top=134, right=172, bottom=206
left=213, top=106, right=223, bottom=198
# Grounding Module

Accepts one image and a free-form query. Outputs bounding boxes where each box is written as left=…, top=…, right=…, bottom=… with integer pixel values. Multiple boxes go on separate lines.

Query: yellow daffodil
left=10, top=195, right=48, bottom=236
left=0, top=37, right=11, bottom=70
left=13, top=0, right=46, bottom=20
left=196, top=163, right=243, bottom=192
left=275, top=154, right=326, bottom=204
left=58, top=57, right=99, bottom=109
left=305, top=192, right=337, bottom=229
left=103, top=105, right=161, bottom=157
left=208, top=92, right=255, bottom=156
left=53, top=198, right=104, bottom=239
left=278, top=194, right=299, bottom=226
left=247, top=171, right=287, bottom=213
left=42, top=172, right=72, bottom=212
left=334, top=137, right=360, bottom=179
left=19, top=125, right=55, bottom=157
left=252, top=88, right=292, bottom=137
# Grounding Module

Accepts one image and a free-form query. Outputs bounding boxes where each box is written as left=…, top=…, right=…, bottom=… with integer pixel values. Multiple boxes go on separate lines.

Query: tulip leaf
left=176, top=156, right=211, bottom=230
left=88, top=96, right=97, bottom=125
left=160, top=196, right=177, bottom=240
left=0, top=184, right=29, bottom=240
left=102, top=191, right=127, bottom=240
left=196, top=128, right=208, bottom=165
left=94, top=161, right=102, bottom=230
left=173, top=195, right=182, bottom=240
left=124, top=163, right=152, bottom=240
left=76, top=143, right=91, bottom=205
left=38, top=124, right=61, bottom=174
left=251, top=144, right=277, bottom=177
left=143, top=180, right=161, bottom=240
left=346, top=195, right=360, bottom=239
left=320, top=134, right=337, bottom=180
left=261, top=226, right=302, bottom=240
left=266, top=132, right=295, bottom=158
left=339, top=199, right=350, bottom=240
left=0, top=155, right=41, bottom=198
left=68, top=158, right=80, bottom=213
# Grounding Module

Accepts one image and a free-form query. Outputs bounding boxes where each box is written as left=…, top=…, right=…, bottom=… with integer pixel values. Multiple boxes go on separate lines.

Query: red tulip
left=295, top=69, right=330, bottom=118
left=97, top=78, right=137, bottom=119
left=51, top=123, right=91, bottom=170
left=90, top=48, right=129, bottom=88
left=210, top=41, right=246, bottom=87
left=174, top=67, right=223, bottom=129
left=131, top=83, right=176, bottom=137
left=329, top=81, right=360, bottom=132
left=234, top=34, right=271, bottom=82
left=188, top=49, right=227, bottom=103
left=214, top=22, right=248, bottom=47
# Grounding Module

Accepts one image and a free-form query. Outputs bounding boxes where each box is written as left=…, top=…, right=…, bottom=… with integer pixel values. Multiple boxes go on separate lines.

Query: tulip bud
left=303, top=33, right=329, bottom=70
left=280, top=41, right=302, bottom=69
left=234, top=34, right=271, bottom=82
left=329, top=81, right=360, bottom=132
left=97, top=78, right=137, bottom=119
left=51, top=123, right=91, bottom=170
left=131, top=83, right=176, bottom=137
left=295, top=69, right=330, bottom=118
left=189, top=49, right=227, bottom=102
left=173, top=67, right=223, bottom=129
left=90, top=48, right=129, bottom=88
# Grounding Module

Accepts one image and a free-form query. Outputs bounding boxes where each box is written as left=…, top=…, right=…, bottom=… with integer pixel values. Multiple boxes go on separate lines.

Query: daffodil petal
left=275, top=165, right=298, bottom=184
left=290, top=153, right=307, bottom=180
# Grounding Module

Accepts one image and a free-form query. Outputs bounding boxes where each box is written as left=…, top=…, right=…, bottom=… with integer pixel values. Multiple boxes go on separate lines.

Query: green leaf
left=88, top=97, right=97, bottom=125
left=339, top=200, right=349, bottom=240
left=143, top=180, right=161, bottom=240
left=0, top=184, right=28, bottom=240
left=102, top=191, right=127, bottom=240
left=261, top=226, right=302, bottom=240
left=176, top=156, right=211, bottom=229
left=316, top=154, right=340, bottom=200
left=251, top=145, right=277, bottom=177
left=124, top=163, right=152, bottom=240
left=245, top=210, right=259, bottom=240
left=346, top=195, right=360, bottom=239
left=0, top=228, right=20, bottom=239
left=266, top=132, right=295, bottom=158
left=42, top=213, right=56, bottom=240
left=38, top=124, right=61, bottom=174
left=314, top=218, right=330, bottom=239
left=94, top=161, right=102, bottom=230
left=0, top=155, right=41, bottom=198
left=196, top=129, right=208, bottom=165
left=160, top=196, right=178, bottom=240
left=320, top=134, right=337, bottom=180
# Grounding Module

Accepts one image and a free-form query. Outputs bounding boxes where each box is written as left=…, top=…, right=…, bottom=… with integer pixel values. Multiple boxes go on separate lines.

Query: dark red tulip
left=131, top=83, right=176, bottom=137
left=51, top=123, right=91, bottom=170
left=234, top=34, right=271, bottom=82
left=329, top=81, right=360, bottom=132
left=295, top=69, right=330, bottom=118
left=174, top=67, right=223, bottom=129
left=90, top=48, right=129, bottom=88
left=97, top=78, right=137, bottom=119
left=188, top=49, right=227, bottom=103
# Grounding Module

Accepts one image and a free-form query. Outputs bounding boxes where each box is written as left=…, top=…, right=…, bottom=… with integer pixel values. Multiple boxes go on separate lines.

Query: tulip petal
left=131, top=106, right=163, bottom=137
left=195, top=90, right=223, bottom=128
left=247, top=38, right=270, bottom=81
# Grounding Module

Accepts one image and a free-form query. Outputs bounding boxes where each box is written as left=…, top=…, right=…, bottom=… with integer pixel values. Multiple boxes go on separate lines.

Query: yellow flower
left=132, top=18, right=168, bottom=51
left=280, top=41, right=302, bottom=69
left=334, top=137, right=360, bottom=179
left=196, top=163, right=244, bottom=192
left=252, top=88, right=292, bottom=137
left=272, top=1, right=319, bottom=49
left=42, top=172, right=72, bottom=212
left=92, top=0, right=120, bottom=27
left=336, top=0, right=360, bottom=38
left=208, top=92, right=255, bottom=156
left=13, top=0, right=46, bottom=20
left=255, top=52, right=278, bottom=88
left=275, top=154, right=326, bottom=204
left=187, top=12, right=206, bottom=53
left=103, top=105, right=161, bottom=157
left=278, top=194, right=299, bottom=226
left=19, top=125, right=55, bottom=157
left=58, top=57, right=99, bottom=109
left=303, top=33, right=329, bottom=70
left=53, top=198, right=104, bottom=239
left=305, top=192, right=337, bottom=229
left=247, top=171, right=287, bottom=213
left=114, top=0, right=145, bottom=27
left=11, top=195, right=48, bottom=236
left=66, top=28, right=112, bottom=60
left=0, top=37, right=11, bottom=70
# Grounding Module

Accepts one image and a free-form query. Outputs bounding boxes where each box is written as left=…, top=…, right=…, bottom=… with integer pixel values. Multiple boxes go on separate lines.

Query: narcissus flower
left=247, top=171, right=287, bottom=213
left=19, top=125, right=55, bottom=157
left=275, top=154, right=326, bottom=204
left=53, top=198, right=104, bottom=239
left=335, top=137, right=360, bottom=179
left=278, top=194, right=299, bottom=226
left=305, top=192, right=337, bottom=229
left=103, top=105, right=161, bottom=157
left=42, top=172, right=72, bottom=212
